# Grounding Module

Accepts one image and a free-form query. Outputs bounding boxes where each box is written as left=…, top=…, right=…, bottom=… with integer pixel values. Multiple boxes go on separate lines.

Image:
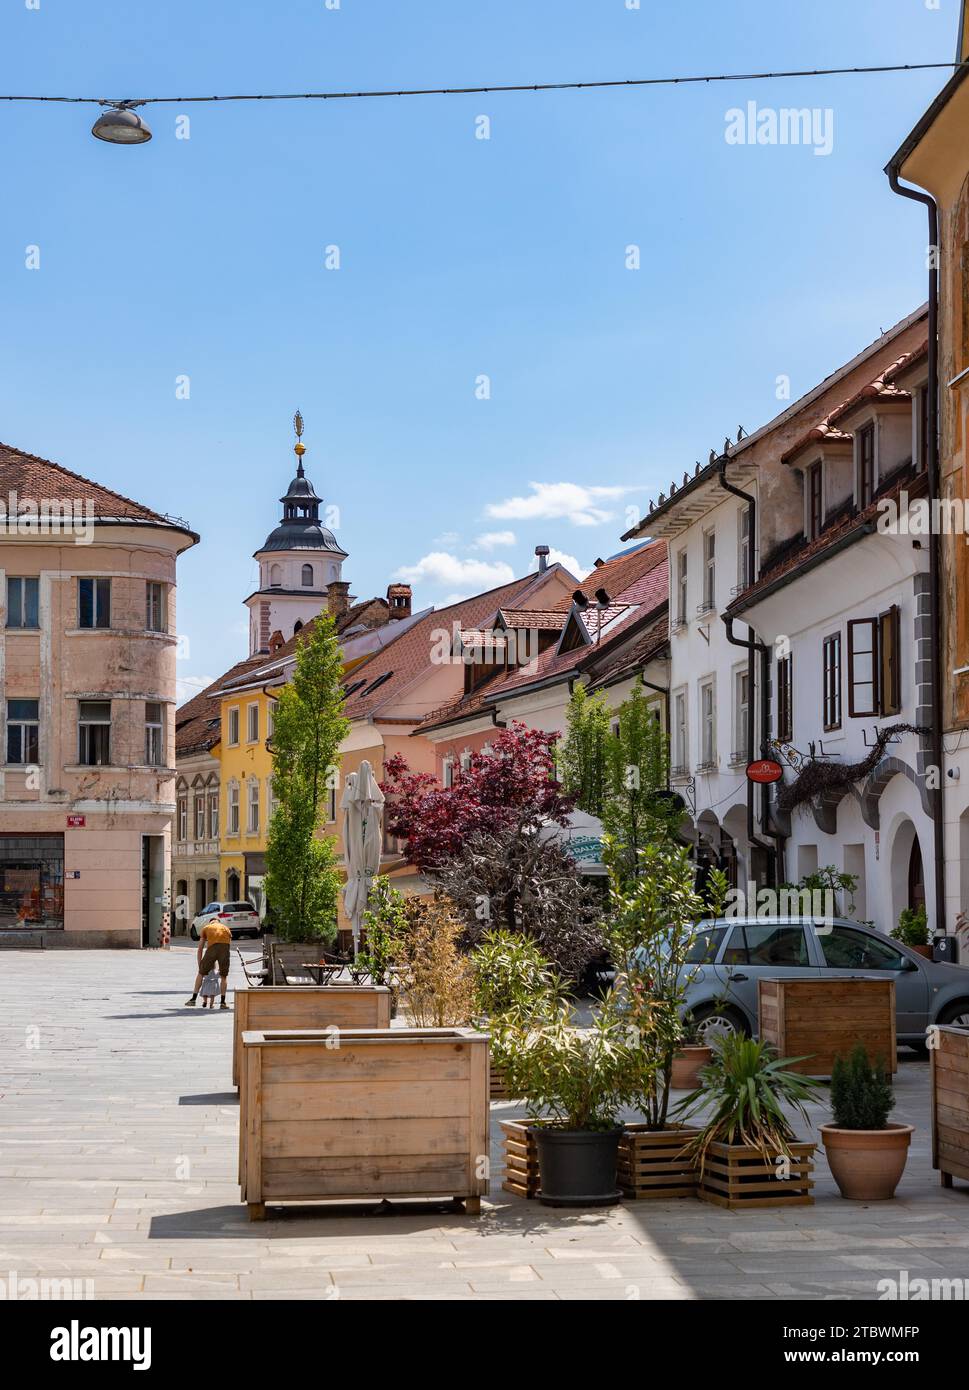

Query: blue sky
left=0, top=0, right=956, bottom=699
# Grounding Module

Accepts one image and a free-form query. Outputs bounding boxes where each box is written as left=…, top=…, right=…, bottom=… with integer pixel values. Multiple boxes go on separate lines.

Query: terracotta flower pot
left=671, top=1045, right=713, bottom=1090
left=910, top=944, right=933, bottom=959
left=819, top=1123, right=914, bottom=1200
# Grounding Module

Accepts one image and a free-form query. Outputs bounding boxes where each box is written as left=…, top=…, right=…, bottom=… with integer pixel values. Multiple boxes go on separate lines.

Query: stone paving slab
left=1, top=944, right=969, bottom=1301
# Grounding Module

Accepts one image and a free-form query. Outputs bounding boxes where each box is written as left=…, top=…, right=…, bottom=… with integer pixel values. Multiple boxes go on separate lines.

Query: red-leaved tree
left=381, top=722, right=574, bottom=872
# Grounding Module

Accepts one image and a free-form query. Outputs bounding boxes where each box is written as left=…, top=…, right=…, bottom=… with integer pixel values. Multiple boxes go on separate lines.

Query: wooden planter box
left=617, top=1124, right=701, bottom=1199
left=759, top=976, right=896, bottom=1076
left=931, top=1024, right=969, bottom=1188
left=698, top=1141, right=815, bottom=1209
left=239, top=1027, right=490, bottom=1219
left=232, top=985, right=391, bottom=1091
left=501, top=1120, right=699, bottom=1200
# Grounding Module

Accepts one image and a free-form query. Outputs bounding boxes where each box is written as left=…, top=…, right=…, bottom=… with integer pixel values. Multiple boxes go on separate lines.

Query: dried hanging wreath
left=775, top=723, right=922, bottom=814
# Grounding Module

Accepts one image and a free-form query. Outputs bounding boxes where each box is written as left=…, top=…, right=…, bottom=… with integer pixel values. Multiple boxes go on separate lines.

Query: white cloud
left=486, top=482, right=634, bottom=528
left=176, top=674, right=216, bottom=707
left=393, top=551, right=516, bottom=590
left=432, top=530, right=460, bottom=546
left=529, top=548, right=586, bottom=581
left=473, top=529, right=516, bottom=550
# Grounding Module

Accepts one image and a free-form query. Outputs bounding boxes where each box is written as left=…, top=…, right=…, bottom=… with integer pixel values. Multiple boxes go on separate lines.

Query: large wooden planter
left=617, top=1124, right=701, bottom=1199
left=232, top=985, right=391, bottom=1091
left=698, top=1141, right=816, bottom=1209
left=501, top=1120, right=700, bottom=1200
left=240, top=1027, right=490, bottom=1219
left=931, top=1024, right=969, bottom=1189
left=759, top=976, right=896, bottom=1076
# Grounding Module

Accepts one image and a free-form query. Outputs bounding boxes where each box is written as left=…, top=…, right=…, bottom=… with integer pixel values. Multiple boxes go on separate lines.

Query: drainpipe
left=886, top=168, right=946, bottom=942
left=723, top=615, right=780, bottom=882
left=717, top=458, right=786, bottom=883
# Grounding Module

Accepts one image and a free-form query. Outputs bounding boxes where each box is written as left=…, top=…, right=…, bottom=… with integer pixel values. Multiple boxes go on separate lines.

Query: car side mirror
left=901, top=959, right=919, bottom=972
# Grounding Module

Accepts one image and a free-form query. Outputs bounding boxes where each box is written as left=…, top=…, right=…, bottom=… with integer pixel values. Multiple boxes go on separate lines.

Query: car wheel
left=691, top=1003, right=750, bottom=1043
left=937, top=1000, right=969, bottom=1029
left=189, top=925, right=199, bottom=941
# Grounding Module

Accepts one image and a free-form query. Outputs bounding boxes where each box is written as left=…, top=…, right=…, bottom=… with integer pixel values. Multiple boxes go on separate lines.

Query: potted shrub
left=491, top=995, right=640, bottom=1207
left=891, top=905, right=931, bottom=959
left=820, top=1044, right=914, bottom=1200
left=678, top=1034, right=823, bottom=1208
left=471, top=930, right=562, bottom=1099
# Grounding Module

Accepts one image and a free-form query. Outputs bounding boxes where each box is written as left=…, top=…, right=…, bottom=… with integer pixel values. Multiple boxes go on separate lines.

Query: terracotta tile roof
left=497, top=608, right=568, bottom=629
left=342, top=567, right=573, bottom=722
left=781, top=347, right=923, bottom=464
left=175, top=651, right=280, bottom=754
left=727, top=468, right=928, bottom=614
left=883, top=340, right=928, bottom=383
left=0, top=440, right=192, bottom=529
left=587, top=610, right=671, bottom=690
left=572, top=539, right=667, bottom=604
left=216, top=598, right=399, bottom=694
left=426, top=552, right=670, bottom=713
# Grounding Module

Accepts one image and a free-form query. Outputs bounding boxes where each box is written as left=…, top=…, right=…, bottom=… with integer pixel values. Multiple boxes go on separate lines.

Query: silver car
left=189, top=901, right=261, bottom=941
left=679, top=916, right=969, bottom=1053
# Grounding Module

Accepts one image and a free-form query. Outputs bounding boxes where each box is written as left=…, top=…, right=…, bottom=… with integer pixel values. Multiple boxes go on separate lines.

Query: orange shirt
left=202, top=921, right=232, bottom=946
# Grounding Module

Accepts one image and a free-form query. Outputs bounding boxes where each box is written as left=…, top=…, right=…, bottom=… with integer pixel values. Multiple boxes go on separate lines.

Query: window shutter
left=847, top=618, right=879, bottom=717
left=879, top=605, right=901, bottom=716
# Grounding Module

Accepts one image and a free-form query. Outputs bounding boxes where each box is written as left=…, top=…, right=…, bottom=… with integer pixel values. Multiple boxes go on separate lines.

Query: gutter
left=885, top=163, right=947, bottom=944
left=727, top=521, right=876, bottom=616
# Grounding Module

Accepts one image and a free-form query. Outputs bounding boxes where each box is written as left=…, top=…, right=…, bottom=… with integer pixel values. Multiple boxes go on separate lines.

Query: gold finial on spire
left=293, top=409, right=306, bottom=458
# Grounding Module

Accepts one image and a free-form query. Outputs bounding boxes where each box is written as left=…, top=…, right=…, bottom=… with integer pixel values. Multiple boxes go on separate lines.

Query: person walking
left=185, top=916, right=231, bottom=1009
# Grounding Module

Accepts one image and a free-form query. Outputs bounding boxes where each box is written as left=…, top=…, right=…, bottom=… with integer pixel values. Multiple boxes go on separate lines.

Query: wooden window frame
left=807, top=462, right=823, bottom=541
left=847, top=618, right=879, bottom=718
left=822, top=632, right=842, bottom=731
left=857, top=423, right=875, bottom=509
left=776, top=655, right=793, bottom=743
left=879, top=605, right=901, bottom=716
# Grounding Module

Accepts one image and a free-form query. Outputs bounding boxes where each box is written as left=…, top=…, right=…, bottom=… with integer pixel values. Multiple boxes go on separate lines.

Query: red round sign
left=746, top=759, right=784, bottom=785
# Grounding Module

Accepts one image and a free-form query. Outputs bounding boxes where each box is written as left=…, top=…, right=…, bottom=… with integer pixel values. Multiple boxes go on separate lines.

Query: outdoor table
left=300, top=962, right=343, bottom=986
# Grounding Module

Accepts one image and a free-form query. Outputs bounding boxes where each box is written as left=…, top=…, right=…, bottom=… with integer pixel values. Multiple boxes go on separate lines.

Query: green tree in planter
left=264, top=614, right=349, bottom=943
left=606, top=841, right=728, bottom=1129
left=830, top=1045, right=895, bottom=1129
left=470, top=929, right=562, bottom=1021
left=559, top=684, right=612, bottom=816
left=358, top=875, right=408, bottom=987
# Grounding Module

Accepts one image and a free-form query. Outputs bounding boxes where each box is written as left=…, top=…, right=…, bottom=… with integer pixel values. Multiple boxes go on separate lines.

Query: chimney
left=269, top=629, right=285, bottom=654
left=327, top=581, right=351, bottom=621
left=386, top=582, right=412, bottom=620
left=535, top=544, right=550, bottom=573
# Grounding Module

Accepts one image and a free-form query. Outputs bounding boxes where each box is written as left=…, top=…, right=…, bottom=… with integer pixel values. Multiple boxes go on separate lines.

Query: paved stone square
left=1, top=945, right=967, bottom=1301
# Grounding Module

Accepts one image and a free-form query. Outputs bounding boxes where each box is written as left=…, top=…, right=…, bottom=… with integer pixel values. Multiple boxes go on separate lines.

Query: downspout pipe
left=886, top=168, right=946, bottom=942
left=718, top=459, right=786, bottom=884
left=723, top=615, right=779, bottom=877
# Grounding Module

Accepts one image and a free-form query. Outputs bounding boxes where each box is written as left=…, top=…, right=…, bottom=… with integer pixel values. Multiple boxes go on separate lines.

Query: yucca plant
left=676, top=1033, right=823, bottom=1172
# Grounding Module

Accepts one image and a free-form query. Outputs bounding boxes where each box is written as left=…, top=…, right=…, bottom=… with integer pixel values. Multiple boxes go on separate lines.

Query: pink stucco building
left=0, top=443, right=197, bottom=946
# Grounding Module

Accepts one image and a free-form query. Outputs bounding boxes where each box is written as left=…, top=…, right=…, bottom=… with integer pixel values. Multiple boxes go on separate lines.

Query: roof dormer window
left=857, top=422, right=875, bottom=509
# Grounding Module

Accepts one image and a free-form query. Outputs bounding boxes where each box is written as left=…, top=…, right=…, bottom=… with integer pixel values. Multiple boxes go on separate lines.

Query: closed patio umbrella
left=341, top=759, right=385, bottom=958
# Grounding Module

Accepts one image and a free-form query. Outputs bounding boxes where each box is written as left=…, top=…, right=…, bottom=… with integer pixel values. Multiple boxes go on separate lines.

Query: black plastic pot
left=533, top=1126, right=622, bottom=1207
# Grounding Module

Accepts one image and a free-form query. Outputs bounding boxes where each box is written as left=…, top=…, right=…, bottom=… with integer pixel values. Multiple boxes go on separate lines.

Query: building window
left=879, top=606, right=902, bottom=716
left=247, top=779, right=260, bottom=834
left=268, top=777, right=278, bottom=822
left=144, top=702, right=164, bottom=766
left=823, top=633, right=842, bottom=730
left=227, top=707, right=240, bottom=745
left=267, top=701, right=276, bottom=739
left=807, top=462, right=823, bottom=541
left=146, top=582, right=166, bottom=632
left=208, top=793, right=219, bottom=839
left=78, top=577, right=111, bottom=629
left=737, top=507, right=752, bottom=589
left=247, top=703, right=259, bottom=743
left=847, top=609, right=901, bottom=719
left=78, top=700, right=111, bottom=766
left=7, top=699, right=39, bottom=764
left=443, top=757, right=454, bottom=788
left=672, top=690, right=688, bottom=775
left=701, top=531, right=716, bottom=612
left=178, top=797, right=188, bottom=842
left=699, top=679, right=716, bottom=768
left=0, top=834, right=64, bottom=927
left=857, top=423, right=875, bottom=509
left=194, top=795, right=206, bottom=840
left=733, top=669, right=749, bottom=763
left=301, top=564, right=314, bottom=586
left=459, top=750, right=472, bottom=774
left=777, top=656, right=793, bottom=743
left=676, top=551, right=688, bottom=625
left=327, top=786, right=337, bottom=823
left=227, top=783, right=240, bottom=835
left=269, top=564, right=282, bottom=587
left=6, top=577, right=39, bottom=630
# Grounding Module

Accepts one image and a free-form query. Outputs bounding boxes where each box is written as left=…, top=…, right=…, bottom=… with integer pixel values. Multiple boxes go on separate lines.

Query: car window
left=685, top=927, right=726, bottom=964
left=745, top=924, right=809, bottom=966
left=228, top=902, right=255, bottom=913
left=722, top=926, right=748, bottom=964
left=818, top=927, right=906, bottom=970
left=201, top=903, right=218, bottom=915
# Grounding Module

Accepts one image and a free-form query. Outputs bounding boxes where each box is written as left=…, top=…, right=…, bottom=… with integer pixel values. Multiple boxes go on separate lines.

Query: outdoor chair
left=236, top=949, right=268, bottom=987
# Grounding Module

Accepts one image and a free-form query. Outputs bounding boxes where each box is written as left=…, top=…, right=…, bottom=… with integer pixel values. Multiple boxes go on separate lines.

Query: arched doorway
left=907, top=837, right=926, bottom=913
left=226, top=870, right=240, bottom=901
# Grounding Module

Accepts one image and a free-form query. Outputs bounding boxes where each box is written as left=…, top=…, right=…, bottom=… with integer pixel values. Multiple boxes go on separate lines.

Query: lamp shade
left=91, top=108, right=152, bottom=144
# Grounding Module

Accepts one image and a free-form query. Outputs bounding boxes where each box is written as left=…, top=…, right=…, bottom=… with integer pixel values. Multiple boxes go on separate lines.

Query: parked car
left=189, top=901, right=261, bottom=941
left=677, top=916, right=969, bottom=1054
